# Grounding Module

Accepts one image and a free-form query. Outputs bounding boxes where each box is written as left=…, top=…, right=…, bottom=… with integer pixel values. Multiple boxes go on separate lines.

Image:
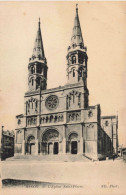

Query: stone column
left=22, top=140, right=25, bottom=155
left=35, top=139, right=39, bottom=155
left=37, top=116, right=40, bottom=126
left=69, top=141, right=71, bottom=154
left=64, top=111, right=67, bottom=123
left=40, top=142, right=43, bottom=155
left=62, top=138, right=66, bottom=154
left=59, top=141, right=62, bottom=154
left=81, top=93, right=84, bottom=108
left=79, top=123, right=83, bottom=154
left=34, top=63, right=37, bottom=73
left=63, top=125, right=66, bottom=154
left=79, top=137, right=83, bottom=154
left=81, top=109, right=84, bottom=123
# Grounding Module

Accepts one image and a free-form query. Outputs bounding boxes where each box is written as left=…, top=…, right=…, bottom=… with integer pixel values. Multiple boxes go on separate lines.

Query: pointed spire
left=30, top=18, right=45, bottom=62
left=69, top=5, right=84, bottom=50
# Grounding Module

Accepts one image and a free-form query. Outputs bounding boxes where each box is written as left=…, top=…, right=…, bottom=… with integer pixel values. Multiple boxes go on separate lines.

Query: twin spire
left=30, top=18, right=45, bottom=62
left=68, top=4, right=84, bottom=51
left=30, top=5, right=85, bottom=61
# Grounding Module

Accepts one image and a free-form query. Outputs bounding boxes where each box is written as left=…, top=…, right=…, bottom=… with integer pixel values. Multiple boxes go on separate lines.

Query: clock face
left=45, top=95, right=59, bottom=110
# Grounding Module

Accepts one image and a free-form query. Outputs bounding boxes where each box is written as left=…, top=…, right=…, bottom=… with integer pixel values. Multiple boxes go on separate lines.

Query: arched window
left=32, top=79, right=34, bottom=86
left=36, top=77, right=41, bottom=89
left=79, top=68, right=82, bottom=77
left=31, top=67, right=33, bottom=74
left=33, top=67, right=35, bottom=73
left=73, top=69, right=75, bottom=77
left=36, top=101, right=38, bottom=108
left=72, top=56, right=76, bottom=64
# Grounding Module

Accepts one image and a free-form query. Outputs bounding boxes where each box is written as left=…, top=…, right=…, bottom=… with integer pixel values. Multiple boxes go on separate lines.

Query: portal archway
left=27, top=135, right=35, bottom=155
left=68, top=133, right=78, bottom=154
left=41, top=129, right=62, bottom=155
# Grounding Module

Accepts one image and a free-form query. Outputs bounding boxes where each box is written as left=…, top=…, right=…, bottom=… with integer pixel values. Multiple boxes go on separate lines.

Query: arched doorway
left=42, top=129, right=61, bottom=155
left=27, top=135, right=35, bottom=155
left=68, top=133, right=78, bottom=154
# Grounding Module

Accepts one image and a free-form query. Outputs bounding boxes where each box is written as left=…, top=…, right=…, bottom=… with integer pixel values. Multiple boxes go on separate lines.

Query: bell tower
left=28, top=18, right=48, bottom=91
left=66, top=5, right=88, bottom=87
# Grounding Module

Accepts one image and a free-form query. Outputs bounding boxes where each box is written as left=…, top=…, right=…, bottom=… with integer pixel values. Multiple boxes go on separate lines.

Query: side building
left=1, top=127, right=15, bottom=160
left=15, top=7, right=118, bottom=160
left=101, top=116, right=118, bottom=156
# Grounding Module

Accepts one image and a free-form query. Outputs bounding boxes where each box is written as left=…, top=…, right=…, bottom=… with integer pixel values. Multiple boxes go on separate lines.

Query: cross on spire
left=76, top=4, right=78, bottom=12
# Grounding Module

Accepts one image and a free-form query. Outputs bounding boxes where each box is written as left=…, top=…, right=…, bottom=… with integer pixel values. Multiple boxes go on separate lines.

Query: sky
left=0, top=1, right=126, bottom=147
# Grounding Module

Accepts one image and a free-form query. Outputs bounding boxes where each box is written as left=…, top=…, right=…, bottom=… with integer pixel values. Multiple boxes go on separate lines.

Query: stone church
left=15, top=6, right=118, bottom=160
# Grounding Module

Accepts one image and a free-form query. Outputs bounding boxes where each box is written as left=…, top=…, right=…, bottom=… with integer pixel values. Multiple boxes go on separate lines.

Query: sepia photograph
left=0, top=1, right=126, bottom=195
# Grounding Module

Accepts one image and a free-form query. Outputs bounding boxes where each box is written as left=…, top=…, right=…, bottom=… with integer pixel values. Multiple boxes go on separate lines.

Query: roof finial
left=38, top=17, right=40, bottom=29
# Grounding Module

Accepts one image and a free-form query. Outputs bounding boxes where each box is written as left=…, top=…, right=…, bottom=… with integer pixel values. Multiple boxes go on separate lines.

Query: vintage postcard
left=0, top=1, right=126, bottom=195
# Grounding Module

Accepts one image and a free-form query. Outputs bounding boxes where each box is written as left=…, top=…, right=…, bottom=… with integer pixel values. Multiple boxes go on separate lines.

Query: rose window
left=46, top=95, right=59, bottom=110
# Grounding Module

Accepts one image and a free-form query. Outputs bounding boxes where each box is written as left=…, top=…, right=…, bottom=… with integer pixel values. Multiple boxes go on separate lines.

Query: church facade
left=15, top=7, right=118, bottom=160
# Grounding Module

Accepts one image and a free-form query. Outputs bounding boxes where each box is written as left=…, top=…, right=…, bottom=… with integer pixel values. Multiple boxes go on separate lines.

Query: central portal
left=42, top=129, right=61, bottom=155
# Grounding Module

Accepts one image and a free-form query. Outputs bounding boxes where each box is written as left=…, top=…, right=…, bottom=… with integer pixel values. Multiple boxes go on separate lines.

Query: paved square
left=1, top=159, right=126, bottom=195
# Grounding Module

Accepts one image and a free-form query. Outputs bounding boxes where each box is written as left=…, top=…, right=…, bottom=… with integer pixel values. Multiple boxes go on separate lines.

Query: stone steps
left=6, top=154, right=90, bottom=162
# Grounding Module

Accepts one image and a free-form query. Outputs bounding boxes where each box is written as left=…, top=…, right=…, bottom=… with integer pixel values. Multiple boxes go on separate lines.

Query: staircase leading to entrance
left=6, top=154, right=91, bottom=162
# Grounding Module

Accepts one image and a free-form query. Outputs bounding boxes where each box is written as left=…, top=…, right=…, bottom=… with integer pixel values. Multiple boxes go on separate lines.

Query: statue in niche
left=58, top=115, right=61, bottom=122
left=88, top=124, right=94, bottom=128
left=55, top=115, right=57, bottom=122
left=18, top=119, right=21, bottom=125
left=68, top=114, right=71, bottom=122
left=105, top=120, right=109, bottom=126
left=61, top=115, right=63, bottom=121
left=46, top=116, right=48, bottom=123
left=88, top=110, right=93, bottom=118
left=76, top=113, right=79, bottom=120
left=17, top=129, right=22, bottom=134
left=50, top=115, right=53, bottom=122
left=72, top=113, right=75, bottom=121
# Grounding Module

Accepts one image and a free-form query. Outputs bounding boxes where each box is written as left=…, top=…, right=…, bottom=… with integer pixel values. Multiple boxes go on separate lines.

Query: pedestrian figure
left=112, top=154, right=115, bottom=161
